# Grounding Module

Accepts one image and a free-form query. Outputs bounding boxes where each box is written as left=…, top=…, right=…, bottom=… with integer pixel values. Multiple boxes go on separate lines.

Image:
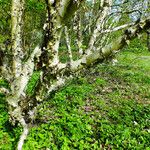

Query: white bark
left=102, top=22, right=135, bottom=33
left=77, top=14, right=83, bottom=55
left=69, top=17, right=150, bottom=72
left=17, top=119, right=29, bottom=150
left=11, top=0, right=25, bottom=78
left=0, top=87, right=9, bottom=94
left=59, top=0, right=71, bottom=18
left=49, top=29, right=62, bottom=67
left=8, top=0, right=26, bottom=107
left=86, top=0, right=112, bottom=54
left=65, top=26, right=73, bottom=62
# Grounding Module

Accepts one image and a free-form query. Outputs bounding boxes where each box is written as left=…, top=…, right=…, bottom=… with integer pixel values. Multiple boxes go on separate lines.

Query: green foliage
left=26, top=0, right=45, bottom=12
left=23, top=84, right=150, bottom=150
left=0, top=79, right=9, bottom=88
left=26, top=71, right=41, bottom=96
left=94, top=78, right=107, bottom=86
left=24, top=78, right=96, bottom=149
left=0, top=0, right=11, bottom=43
left=59, top=45, right=85, bottom=63
left=123, top=34, right=148, bottom=53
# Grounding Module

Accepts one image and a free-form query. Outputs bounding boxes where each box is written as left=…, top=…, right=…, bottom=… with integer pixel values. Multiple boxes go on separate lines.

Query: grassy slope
left=0, top=38, right=150, bottom=149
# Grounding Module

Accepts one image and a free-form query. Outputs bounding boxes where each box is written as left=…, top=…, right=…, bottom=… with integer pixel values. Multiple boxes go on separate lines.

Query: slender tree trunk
left=8, top=1, right=30, bottom=149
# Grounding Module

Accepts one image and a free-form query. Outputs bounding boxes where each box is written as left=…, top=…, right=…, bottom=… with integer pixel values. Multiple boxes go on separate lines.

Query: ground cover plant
left=0, top=37, right=150, bottom=149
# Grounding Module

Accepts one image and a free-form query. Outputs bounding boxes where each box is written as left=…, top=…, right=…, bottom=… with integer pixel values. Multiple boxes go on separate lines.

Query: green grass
left=0, top=38, right=150, bottom=149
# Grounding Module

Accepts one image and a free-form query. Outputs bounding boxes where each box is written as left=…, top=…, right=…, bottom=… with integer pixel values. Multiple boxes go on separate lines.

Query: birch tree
left=0, top=0, right=150, bottom=149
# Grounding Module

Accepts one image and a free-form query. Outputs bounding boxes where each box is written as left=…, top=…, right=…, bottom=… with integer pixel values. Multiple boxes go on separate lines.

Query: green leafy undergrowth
left=1, top=37, right=150, bottom=149
left=23, top=39, right=150, bottom=149
left=23, top=56, right=150, bottom=150
left=23, top=81, right=150, bottom=149
left=26, top=71, right=41, bottom=96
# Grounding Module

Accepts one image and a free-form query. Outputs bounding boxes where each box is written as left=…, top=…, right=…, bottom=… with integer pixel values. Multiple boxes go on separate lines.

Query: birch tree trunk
left=8, top=0, right=30, bottom=149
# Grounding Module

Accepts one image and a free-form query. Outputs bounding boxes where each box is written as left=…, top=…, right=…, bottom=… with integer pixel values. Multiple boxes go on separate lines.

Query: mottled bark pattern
left=11, top=0, right=25, bottom=78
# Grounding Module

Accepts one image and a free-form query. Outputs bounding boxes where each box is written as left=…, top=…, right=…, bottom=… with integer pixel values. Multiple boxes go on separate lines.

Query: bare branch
left=102, top=22, right=135, bottom=33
